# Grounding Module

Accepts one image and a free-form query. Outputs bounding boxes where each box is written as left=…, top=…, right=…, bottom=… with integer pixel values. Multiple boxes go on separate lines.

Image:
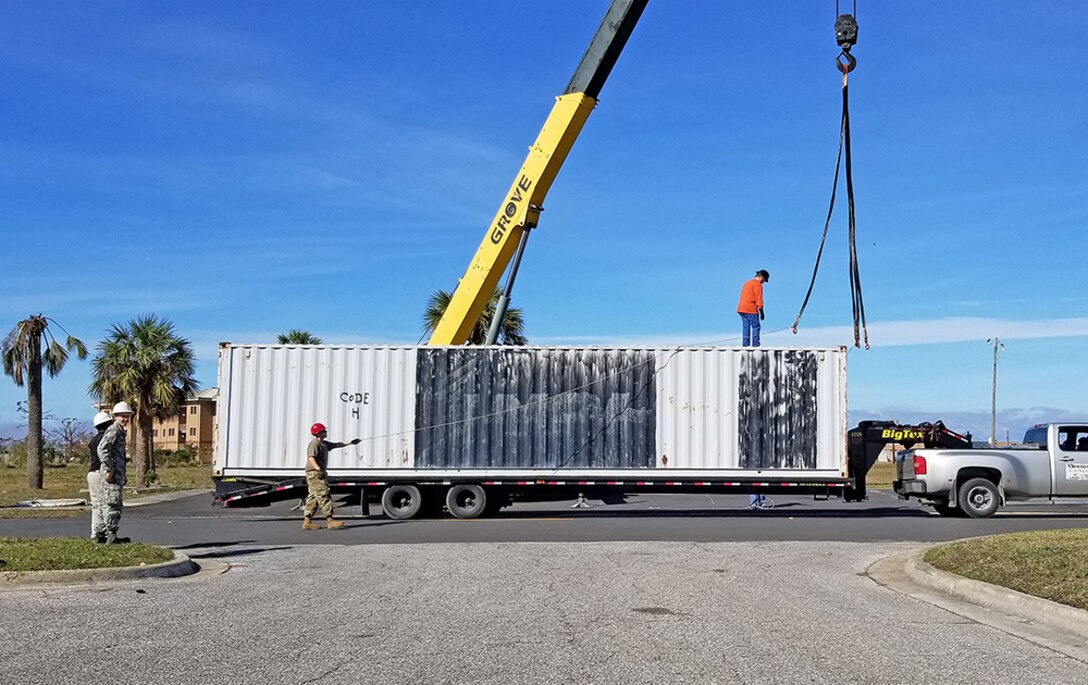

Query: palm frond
left=43, top=339, right=69, bottom=377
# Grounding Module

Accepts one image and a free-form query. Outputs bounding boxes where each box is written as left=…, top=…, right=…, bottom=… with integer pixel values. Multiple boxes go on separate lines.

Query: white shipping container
left=215, top=344, right=847, bottom=481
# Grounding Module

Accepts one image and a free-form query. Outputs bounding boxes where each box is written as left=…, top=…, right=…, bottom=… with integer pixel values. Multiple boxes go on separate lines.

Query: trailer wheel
left=445, top=484, right=487, bottom=519
left=957, top=478, right=999, bottom=518
left=382, top=484, right=423, bottom=520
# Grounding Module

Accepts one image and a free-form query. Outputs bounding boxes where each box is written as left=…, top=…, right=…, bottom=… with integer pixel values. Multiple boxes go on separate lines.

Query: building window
left=189, top=427, right=196, bottom=436
left=168, top=428, right=175, bottom=437
left=153, top=429, right=158, bottom=438
left=190, top=406, right=197, bottom=415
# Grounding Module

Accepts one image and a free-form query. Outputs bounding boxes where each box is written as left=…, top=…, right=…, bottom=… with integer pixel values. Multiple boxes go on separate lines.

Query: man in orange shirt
left=736, top=269, right=769, bottom=347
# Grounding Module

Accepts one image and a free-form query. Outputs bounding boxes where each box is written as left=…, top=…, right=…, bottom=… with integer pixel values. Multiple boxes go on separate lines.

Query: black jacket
left=88, top=429, right=106, bottom=472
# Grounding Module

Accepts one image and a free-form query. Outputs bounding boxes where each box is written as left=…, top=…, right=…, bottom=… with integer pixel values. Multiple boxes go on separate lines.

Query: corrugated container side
left=216, top=345, right=847, bottom=477
left=657, top=348, right=844, bottom=471
left=415, top=348, right=656, bottom=469
left=216, top=346, right=417, bottom=473
left=656, top=348, right=736, bottom=469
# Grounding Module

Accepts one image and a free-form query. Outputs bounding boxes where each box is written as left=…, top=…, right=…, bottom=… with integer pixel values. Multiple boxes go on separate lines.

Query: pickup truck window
left=1023, top=427, right=1048, bottom=448
left=1057, top=426, right=1088, bottom=452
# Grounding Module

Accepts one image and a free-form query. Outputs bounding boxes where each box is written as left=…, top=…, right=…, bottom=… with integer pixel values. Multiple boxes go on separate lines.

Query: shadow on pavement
left=185, top=546, right=293, bottom=559
left=227, top=516, right=407, bottom=527
left=489, top=506, right=931, bottom=520
left=485, top=507, right=1088, bottom=521
left=173, top=540, right=257, bottom=550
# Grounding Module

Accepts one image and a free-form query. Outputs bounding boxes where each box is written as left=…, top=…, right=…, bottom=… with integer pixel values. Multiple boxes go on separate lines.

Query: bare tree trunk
left=127, top=423, right=140, bottom=486
left=135, top=408, right=154, bottom=486
left=144, top=419, right=154, bottom=481
left=26, top=330, right=43, bottom=490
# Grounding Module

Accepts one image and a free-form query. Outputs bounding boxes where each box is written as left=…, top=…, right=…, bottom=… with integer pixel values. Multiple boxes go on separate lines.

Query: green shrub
left=6, top=443, right=27, bottom=469
left=154, top=446, right=198, bottom=467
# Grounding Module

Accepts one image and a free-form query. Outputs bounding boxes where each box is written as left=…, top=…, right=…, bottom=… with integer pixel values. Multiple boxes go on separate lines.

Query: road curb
left=0, top=550, right=198, bottom=588
left=902, top=548, right=1088, bottom=636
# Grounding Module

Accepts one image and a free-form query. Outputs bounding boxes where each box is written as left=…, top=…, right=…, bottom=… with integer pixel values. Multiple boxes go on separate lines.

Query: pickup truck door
left=1052, top=426, right=1088, bottom=496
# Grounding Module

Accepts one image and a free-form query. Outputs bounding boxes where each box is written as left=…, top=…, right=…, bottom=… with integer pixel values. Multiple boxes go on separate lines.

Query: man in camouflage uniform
left=303, top=422, right=360, bottom=530
left=95, top=401, right=134, bottom=544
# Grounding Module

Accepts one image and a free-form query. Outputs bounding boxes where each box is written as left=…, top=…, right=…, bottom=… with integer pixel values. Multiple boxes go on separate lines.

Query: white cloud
left=532, top=317, right=1088, bottom=348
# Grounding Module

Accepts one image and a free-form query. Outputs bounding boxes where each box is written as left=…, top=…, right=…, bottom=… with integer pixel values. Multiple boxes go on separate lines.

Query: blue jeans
left=749, top=494, right=767, bottom=508
left=739, top=313, right=761, bottom=347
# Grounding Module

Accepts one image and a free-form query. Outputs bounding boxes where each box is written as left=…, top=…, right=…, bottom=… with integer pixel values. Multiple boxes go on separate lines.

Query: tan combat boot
left=302, top=517, right=321, bottom=530
left=326, top=518, right=344, bottom=529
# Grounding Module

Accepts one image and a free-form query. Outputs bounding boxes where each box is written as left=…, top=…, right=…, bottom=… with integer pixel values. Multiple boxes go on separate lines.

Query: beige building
left=151, top=388, right=217, bottom=463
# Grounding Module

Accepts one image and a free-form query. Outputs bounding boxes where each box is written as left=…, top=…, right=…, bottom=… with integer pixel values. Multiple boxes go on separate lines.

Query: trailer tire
left=445, top=484, right=488, bottom=519
left=382, top=484, right=423, bottom=520
left=957, top=478, right=1000, bottom=518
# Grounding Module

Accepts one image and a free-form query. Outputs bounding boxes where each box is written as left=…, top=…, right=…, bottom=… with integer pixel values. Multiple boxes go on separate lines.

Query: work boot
left=92, top=534, right=106, bottom=544
left=302, top=517, right=321, bottom=530
left=326, top=518, right=344, bottom=529
left=105, top=534, right=129, bottom=544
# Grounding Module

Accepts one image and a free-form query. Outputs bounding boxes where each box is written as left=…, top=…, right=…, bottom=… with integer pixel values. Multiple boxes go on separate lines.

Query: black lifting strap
left=792, top=12, right=869, bottom=349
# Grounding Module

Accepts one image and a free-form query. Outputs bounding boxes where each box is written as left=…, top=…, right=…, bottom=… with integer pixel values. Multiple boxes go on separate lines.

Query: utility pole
left=986, top=337, right=1005, bottom=446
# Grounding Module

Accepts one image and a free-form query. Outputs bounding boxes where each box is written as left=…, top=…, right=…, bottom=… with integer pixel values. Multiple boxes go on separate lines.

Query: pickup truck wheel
left=957, top=478, right=1000, bottom=518
left=382, top=484, right=423, bottom=520
left=445, top=484, right=487, bottom=519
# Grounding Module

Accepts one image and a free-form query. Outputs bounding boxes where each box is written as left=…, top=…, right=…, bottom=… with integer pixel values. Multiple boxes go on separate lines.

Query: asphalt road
left=3, top=489, right=1088, bottom=547
left=6, top=493, right=1088, bottom=683
left=4, top=541, right=1088, bottom=685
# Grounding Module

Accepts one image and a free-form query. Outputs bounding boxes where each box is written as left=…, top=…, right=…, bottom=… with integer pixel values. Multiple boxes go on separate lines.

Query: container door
left=1053, top=425, right=1088, bottom=496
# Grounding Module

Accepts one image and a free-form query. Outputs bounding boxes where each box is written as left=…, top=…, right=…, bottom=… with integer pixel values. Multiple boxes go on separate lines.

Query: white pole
left=990, top=338, right=998, bottom=446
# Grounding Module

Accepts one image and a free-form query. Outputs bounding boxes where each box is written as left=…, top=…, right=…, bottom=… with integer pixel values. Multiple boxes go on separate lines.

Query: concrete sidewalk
left=869, top=547, right=1088, bottom=662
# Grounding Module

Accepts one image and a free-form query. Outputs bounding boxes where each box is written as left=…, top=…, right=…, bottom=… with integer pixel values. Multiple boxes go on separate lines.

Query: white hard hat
left=93, top=411, right=112, bottom=428
left=111, top=401, right=134, bottom=415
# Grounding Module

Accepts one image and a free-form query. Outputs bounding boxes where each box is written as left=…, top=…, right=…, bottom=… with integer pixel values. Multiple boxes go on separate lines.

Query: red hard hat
left=310, top=422, right=327, bottom=436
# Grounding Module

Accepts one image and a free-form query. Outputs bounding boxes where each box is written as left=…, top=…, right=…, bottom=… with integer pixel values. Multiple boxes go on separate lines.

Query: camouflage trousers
left=304, top=470, right=334, bottom=518
left=94, top=482, right=124, bottom=538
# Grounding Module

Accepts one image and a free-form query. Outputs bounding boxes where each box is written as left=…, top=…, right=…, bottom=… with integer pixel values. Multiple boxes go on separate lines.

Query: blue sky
left=2, top=1, right=1086, bottom=443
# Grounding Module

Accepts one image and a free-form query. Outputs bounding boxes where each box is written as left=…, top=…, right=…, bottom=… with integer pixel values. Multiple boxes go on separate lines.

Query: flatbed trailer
left=215, top=474, right=854, bottom=515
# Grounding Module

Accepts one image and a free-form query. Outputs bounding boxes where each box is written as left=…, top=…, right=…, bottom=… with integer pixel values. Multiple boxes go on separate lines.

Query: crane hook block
left=835, top=14, right=858, bottom=51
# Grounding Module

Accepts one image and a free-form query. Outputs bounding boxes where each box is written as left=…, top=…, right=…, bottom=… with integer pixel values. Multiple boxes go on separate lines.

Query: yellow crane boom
left=428, top=0, right=648, bottom=346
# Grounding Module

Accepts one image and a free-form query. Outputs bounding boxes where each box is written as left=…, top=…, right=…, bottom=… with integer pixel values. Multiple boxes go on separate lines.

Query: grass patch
left=0, top=536, right=174, bottom=572
left=0, top=465, right=212, bottom=507
left=925, top=529, right=1088, bottom=611
left=866, top=461, right=896, bottom=489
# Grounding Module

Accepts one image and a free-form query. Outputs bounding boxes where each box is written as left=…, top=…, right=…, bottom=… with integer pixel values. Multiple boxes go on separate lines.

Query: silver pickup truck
left=894, top=423, right=1088, bottom=517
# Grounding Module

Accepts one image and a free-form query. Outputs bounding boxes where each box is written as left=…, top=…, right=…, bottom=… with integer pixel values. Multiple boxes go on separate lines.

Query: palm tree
left=2, top=315, right=87, bottom=489
left=88, top=315, right=198, bottom=486
left=423, top=288, right=527, bottom=345
left=277, top=330, right=322, bottom=345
